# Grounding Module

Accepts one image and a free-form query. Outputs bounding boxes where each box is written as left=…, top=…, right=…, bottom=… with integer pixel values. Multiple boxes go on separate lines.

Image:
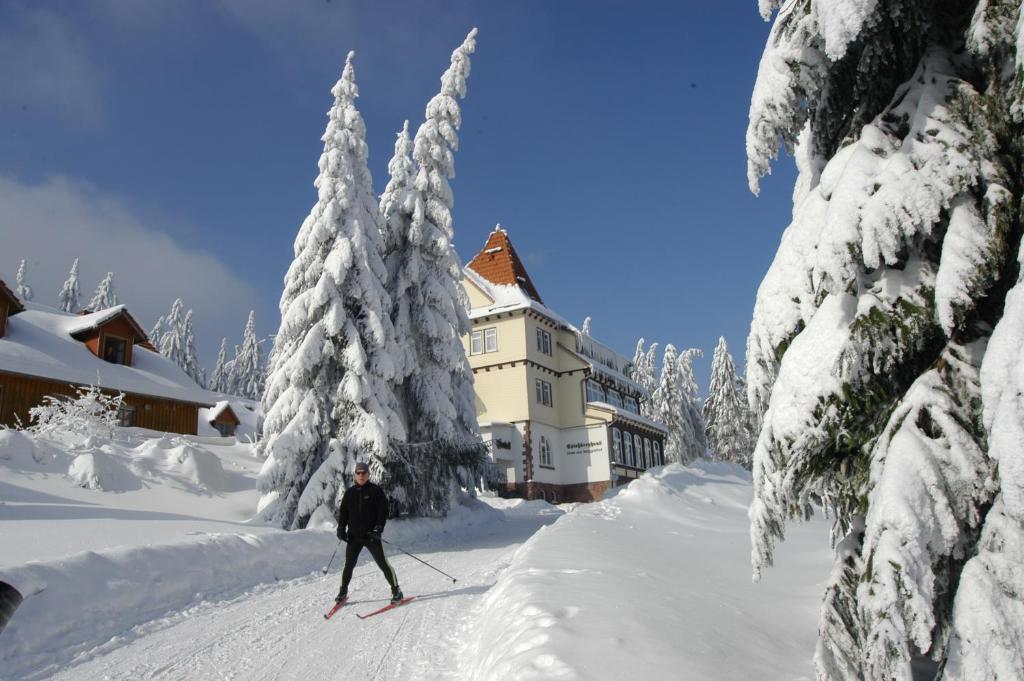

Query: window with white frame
left=607, top=388, right=623, bottom=409
left=612, top=427, right=623, bottom=463
left=622, top=430, right=633, bottom=465
left=471, top=327, right=498, bottom=355
left=535, top=378, right=553, bottom=407
left=536, top=327, right=552, bottom=356
left=643, top=438, right=652, bottom=469
left=117, top=404, right=136, bottom=427
left=539, top=435, right=552, bottom=467
left=633, top=434, right=643, bottom=468
left=623, top=395, right=639, bottom=414
left=585, top=379, right=606, bottom=403
left=653, top=440, right=662, bottom=465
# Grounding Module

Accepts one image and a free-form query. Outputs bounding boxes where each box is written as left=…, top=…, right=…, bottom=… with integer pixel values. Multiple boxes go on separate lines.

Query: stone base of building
left=502, top=480, right=610, bottom=504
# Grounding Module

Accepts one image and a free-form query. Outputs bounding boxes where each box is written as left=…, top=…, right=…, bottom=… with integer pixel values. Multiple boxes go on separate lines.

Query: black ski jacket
left=336, top=481, right=388, bottom=541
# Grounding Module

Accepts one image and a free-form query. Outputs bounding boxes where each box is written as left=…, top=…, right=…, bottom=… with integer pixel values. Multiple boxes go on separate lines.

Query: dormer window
left=102, top=335, right=128, bottom=365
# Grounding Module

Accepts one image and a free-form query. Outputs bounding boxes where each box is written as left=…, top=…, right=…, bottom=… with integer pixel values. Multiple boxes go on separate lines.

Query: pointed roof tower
left=466, top=225, right=543, bottom=303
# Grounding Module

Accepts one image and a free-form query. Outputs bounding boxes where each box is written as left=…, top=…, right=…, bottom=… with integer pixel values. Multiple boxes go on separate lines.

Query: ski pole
left=381, top=538, right=457, bottom=583
left=322, top=541, right=341, bottom=575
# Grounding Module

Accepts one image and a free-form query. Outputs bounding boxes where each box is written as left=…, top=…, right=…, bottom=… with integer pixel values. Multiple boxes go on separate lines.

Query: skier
left=334, top=461, right=403, bottom=605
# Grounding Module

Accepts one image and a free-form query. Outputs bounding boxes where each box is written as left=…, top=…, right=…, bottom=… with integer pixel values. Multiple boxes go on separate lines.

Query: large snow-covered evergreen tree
left=629, top=338, right=660, bottom=418
left=652, top=345, right=704, bottom=465
left=379, top=119, right=418, bottom=389
left=745, top=1, right=1023, bottom=678
left=57, top=258, right=81, bottom=313
left=15, top=259, right=32, bottom=301
left=87, top=271, right=118, bottom=311
left=181, top=309, right=204, bottom=386
left=231, top=310, right=264, bottom=400
left=390, top=29, right=479, bottom=446
left=677, top=347, right=706, bottom=461
left=148, top=316, right=165, bottom=350
left=257, top=51, right=404, bottom=530
left=703, top=337, right=754, bottom=468
left=209, top=337, right=231, bottom=394
left=157, top=296, right=188, bottom=372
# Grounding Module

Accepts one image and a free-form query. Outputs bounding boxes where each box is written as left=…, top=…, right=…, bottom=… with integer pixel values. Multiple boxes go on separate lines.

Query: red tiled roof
left=466, top=226, right=543, bottom=303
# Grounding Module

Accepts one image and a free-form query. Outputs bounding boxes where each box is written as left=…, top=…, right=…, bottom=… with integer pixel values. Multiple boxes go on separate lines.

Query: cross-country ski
left=356, top=596, right=416, bottom=620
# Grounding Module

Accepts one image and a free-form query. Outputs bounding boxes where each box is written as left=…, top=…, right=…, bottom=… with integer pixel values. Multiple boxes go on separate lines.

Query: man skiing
left=334, top=461, right=403, bottom=605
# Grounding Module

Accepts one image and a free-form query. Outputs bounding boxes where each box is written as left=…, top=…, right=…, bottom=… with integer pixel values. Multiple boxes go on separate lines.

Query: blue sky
left=0, top=0, right=796, bottom=391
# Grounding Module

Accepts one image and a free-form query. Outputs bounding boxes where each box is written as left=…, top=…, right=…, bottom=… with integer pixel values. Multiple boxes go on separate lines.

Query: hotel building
left=461, top=226, right=668, bottom=503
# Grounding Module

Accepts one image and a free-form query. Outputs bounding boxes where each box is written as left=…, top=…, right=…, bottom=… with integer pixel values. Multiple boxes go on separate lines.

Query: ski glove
left=337, top=529, right=348, bottom=543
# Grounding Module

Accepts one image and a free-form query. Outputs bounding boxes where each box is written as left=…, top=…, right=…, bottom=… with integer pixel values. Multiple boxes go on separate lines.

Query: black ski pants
left=340, top=539, right=398, bottom=592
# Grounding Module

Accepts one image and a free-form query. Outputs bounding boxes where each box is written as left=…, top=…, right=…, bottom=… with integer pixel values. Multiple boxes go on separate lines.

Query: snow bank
left=460, top=462, right=832, bottom=681
left=0, top=493, right=503, bottom=680
left=0, top=530, right=336, bottom=679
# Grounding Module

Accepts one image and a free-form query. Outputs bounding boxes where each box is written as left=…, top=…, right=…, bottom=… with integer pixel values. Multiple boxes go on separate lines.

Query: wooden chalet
left=0, top=285, right=213, bottom=435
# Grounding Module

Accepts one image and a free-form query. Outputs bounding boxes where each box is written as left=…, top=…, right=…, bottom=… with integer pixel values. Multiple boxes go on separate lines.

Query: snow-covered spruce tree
left=653, top=345, right=692, bottom=465
left=232, top=311, right=264, bottom=400
left=379, top=119, right=418, bottom=390
left=257, top=51, right=404, bottom=530
left=57, top=258, right=81, bottom=313
left=148, top=316, right=165, bottom=350
left=16, top=259, right=32, bottom=301
left=158, top=299, right=187, bottom=372
left=677, top=347, right=706, bottom=462
left=87, top=271, right=118, bottom=311
left=181, top=309, right=204, bottom=386
left=209, top=337, right=230, bottom=394
left=630, top=338, right=660, bottom=418
left=703, top=337, right=754, bottom=468
left=745, top=1, right=1023, bottom=678
left=381, top=29, right=482, bottom=514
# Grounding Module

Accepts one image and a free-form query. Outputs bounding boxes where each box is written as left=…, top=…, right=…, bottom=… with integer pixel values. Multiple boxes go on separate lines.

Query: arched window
left=633, top=434, right=642, bottom=468
left=643, top=439, right=652, bottom=469
left=623, top=431, right=633, bottom=466
left=539, top=436, right=552, bottom=467
left=653, top=440, right=662, bottom=465
left=612, top=428, right=623, bottom=463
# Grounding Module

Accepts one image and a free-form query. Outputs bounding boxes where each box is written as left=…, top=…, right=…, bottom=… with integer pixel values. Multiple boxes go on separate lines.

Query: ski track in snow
left=40, top=514, right=553, bottom=681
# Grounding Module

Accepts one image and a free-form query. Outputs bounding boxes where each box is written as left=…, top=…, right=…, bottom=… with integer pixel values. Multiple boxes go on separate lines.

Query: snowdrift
left=460, top=462, right=832, bottom=681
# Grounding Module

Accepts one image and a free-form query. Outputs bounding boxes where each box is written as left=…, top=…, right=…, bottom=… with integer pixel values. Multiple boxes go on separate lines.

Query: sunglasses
left=354, top=470, right=369, bottom=476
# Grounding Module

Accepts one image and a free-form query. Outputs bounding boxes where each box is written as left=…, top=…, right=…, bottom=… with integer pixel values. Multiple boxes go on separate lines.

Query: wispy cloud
left=0, top=175, right=273, bottom=367
left=0, top=5, right=106, bottom=125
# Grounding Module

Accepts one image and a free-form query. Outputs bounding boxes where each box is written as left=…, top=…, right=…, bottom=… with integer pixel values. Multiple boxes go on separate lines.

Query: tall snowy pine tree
left=653, top=345, right=705, bottom=465
left=57, top=258, right=81, bottom=313
left=16, top=259, right=32, bottom=301
left=629, top=338, right=660, bottom=419
left=257, top=52, right=404, bottom=530
left=745, top=1, right=1024, bottom=678
left=158, top=299, right=188, bottom=374
left=402, top=27, right=479, bottom=446
left=210, top=338, right=230, bottom=394
left=703, top=337, right=754, bottom=468
left=232, top=311, right=264, bottom=400
left=181, top=309, right=204, bottom=387
left=87, top=271, right=118, bottom=311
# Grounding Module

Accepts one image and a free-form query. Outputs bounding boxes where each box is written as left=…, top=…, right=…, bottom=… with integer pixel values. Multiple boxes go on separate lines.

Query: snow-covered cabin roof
left=0, top=280, right=25, bottom=315
left=66, top=305, right=149, bottom=341
left=201, top=400, right=239, bottom=424
left=0, top=302, right=214, bottom=406
left=466, top=225, right=544, bottom=303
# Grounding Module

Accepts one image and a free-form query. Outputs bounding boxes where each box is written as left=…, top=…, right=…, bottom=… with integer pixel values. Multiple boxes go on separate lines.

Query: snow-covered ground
left=1, top=431, right=832, bottom=680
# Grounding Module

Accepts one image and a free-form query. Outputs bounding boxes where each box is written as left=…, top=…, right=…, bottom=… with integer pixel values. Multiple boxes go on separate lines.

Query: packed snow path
left=42, top=506, right=564, bottom=681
